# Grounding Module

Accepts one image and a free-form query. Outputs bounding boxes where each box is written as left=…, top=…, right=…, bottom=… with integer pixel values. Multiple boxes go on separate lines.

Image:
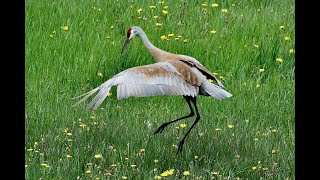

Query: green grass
left=26, top=0, right=295, bottom=179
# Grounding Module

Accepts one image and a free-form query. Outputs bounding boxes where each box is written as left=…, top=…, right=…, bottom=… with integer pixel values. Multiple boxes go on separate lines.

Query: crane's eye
left=127, top=28, right=131, bottom=38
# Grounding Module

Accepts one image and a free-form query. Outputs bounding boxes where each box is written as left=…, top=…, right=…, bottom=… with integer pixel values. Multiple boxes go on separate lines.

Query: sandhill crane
left=74, top=26, right=232, bottom=153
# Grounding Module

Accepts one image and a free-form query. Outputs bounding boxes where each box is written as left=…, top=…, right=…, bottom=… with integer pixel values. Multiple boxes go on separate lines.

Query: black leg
left=177, top=96, right=200, bottom=153
left=154, top=96, right=194, bottom=134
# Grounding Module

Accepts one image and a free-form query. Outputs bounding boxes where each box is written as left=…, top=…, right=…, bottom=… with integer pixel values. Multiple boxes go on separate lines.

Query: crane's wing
left=177, top=55, right=225, bottom=89
left=73, top=61, right=200, bottom=111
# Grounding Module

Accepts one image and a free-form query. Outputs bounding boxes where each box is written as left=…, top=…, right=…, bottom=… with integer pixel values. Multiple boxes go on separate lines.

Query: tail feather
left=201, top=81, right=232, bottom=100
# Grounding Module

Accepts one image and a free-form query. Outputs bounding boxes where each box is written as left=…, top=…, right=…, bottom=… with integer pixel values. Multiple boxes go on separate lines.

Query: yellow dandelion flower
left=194, top=155, right=198, bottom=159
left=79, top=123, right=86, bottom=128
left=111, top=164, right=117, bottom=167
left=284, top=36, right=290, bottom=41
left=86, top=162, right=93, bottom=166
left=169, top=169, right=175, bottom=174
left=276, top=58, right=283, bottom=63
left=150, top=5, right=156, bottom=9
left=272, top=149, right=276, bottom=154
left=183, top=171, right=190, bottom=176
left=252, top=166, right=257, bottom=170
left=140, top=148, right=145, bottom=153
left=208, top=79, right=214, bottom=83
left=213, top=72, right=218, bottom=75
left=156, top=23, right=162, bottom=27
left=215, top=128, right=222, bottom=131
left=202, top=3, right=208, bottom=7
left=177, top=35, right=182, bottom=38
left=163, top=5, right=169, bottom=9
left=41, top=163, right=49, bottom=168
left=154, top=15, right=159, bottom=19
left=85, top=170, right=91, bottom=174
left=97, top=72, right=103, bottom=77
left=137, top=8, right=142, bottom=14
left=256, top=84, right=261, bottom=88
left=154, top=159, right=159, bottom=163
left=289, top=48, right=295, bottom=54
left=232, top=3, right=236, bottom=7
left=221, top=9, right=228, bottom=13
left=254, top=44, right=259, bottom=48
left=158, top=1, right=164, bottom=5
left=90, top=116, right=95, bottom=120
left=62, top=26, right=69, bottom=31
left=211, top=171, right=219, bottom=175
left=212, top=3, right=219, bottom=8
left=259, top=68, right=265, bottom=72
left=168, top=33, right=174, bottom=37
left=160, top=35, right=167, bottom=40
left=219, top=76, right=224, bottom=79
left=155, top=176, right=162, bottom=179
left=172, top=144, right=178, bottom=148
left=66, top=154, right=72, bottom=158
left=66, top=132, right=72, bottom=136
left=34, top=142, right=38, bottom=146
left=279, top=26, right=285, bottom=29
left=162, top=10, right=168, bottom=15
left=175, top=37, right=180, bottom=41
left=107, top=92, right=112, bottom=97
left=131, top=164, right=137, bottom=168
left=94, top=154, right=102, bottom=159
left=272, top=129, right=277, bottom=133
left=183, top=39, right=188, bottom=43
left=180, top=123, right=187, bottom=128
left=161, top=171, right=169, bottom=177
left=210, top=30, right=216, bottom=34
left=227, top=124, right=234, bottom=129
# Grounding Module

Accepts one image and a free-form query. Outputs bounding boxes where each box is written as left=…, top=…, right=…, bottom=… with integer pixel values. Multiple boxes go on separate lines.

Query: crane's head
left=121, top=26, right=143, bottom=54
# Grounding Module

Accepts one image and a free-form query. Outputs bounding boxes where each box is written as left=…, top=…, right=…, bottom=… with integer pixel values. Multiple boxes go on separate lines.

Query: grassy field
left=26, top=0, right=295, bottom=179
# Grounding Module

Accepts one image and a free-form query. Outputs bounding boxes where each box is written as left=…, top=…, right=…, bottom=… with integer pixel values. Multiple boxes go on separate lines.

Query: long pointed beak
left=121, top=38, right=130, bottom=54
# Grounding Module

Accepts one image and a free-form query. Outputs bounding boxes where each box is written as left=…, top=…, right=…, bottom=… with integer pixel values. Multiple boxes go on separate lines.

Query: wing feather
left=74, top=61, right=200, bottom=111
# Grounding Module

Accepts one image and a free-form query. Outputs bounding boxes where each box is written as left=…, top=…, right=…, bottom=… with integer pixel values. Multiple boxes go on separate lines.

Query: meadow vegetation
left=26, top=0, right=295, bottom=179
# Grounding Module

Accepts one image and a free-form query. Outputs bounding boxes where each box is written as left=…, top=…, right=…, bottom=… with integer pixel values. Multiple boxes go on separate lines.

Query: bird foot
left=177, top=139, right=185, bottom=154
left=154, top=123, right=169, bottom=134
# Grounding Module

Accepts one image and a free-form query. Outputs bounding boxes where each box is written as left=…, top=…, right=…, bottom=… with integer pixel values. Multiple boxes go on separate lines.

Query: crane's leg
left=177, top=96, right=200, bottom=153
left=154, top=96, right=194, bottom=134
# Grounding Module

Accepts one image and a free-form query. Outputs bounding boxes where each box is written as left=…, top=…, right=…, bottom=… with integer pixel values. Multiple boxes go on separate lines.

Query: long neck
left=139, top=31, right=155, bottom=50
left=139, top=31, right=168, bottom=62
